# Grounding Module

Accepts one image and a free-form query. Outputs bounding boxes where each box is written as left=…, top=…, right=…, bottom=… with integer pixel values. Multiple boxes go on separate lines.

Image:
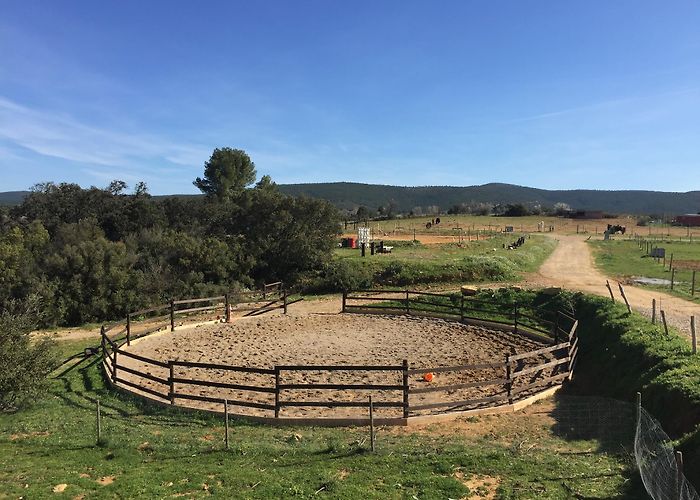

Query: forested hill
left=3, top=183, right=700, bottom=214
left=276, top=182, right=700, bottom=215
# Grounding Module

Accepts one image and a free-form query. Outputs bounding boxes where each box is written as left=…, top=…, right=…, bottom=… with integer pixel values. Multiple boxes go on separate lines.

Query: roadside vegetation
left=590, top=238, right=700, bottom=302
left=303, top=236, right=556, bottom=292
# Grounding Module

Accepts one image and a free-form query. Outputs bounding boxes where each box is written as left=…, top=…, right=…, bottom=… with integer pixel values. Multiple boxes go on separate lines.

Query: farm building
left=674, top=214, right=700, bottom=226
left=570, top=210, right=604, bottom=219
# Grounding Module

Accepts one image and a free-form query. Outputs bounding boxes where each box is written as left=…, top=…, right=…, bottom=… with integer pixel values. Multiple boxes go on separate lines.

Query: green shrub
left=0, top=298, right=55, bottom=412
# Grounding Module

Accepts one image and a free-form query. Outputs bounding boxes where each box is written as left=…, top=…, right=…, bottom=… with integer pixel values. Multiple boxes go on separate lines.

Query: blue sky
left=1, top=1, right=699, bottom=194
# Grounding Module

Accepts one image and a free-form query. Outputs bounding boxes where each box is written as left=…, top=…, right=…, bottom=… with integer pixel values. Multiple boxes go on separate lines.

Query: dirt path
left=530, top=234, right=699, bottom=338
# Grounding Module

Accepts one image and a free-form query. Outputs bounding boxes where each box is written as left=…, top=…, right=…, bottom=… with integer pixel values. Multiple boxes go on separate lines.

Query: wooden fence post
left=606, top=280, right=615, bottom=301
left=274, top=366, right=281, bottom=418
left=224, top=399, right=229, bottom=450
left=675, top=450, right=684, bottom=500
left=112, top=349, right=118, bottom=384
left=168, top=361, right=175, bottom=405
left=96, top=399, right=102, bottom=445
left=224, top=293, right=230, bottom=323
left=460, top=293, right=465, bottom=322
left=505, top=355, right=513, bottom=405
left=661, top=310, right=669, bottom=336
left=671, top=268, right=675, bottom=290
left=126, top=314, right=131, bottom=346
left=170, top=300, right=175, bottom=332
left=617, top=283, right=632, bottom=314
left=405, top=290, right=410, bottom=314
left=636, top=392, right=642, bottom=426
left=669, top=253, right=674, bottom=272
left=342, top=291, right=347, bottom=313
left=100, top=325, right=106, bottom=357
left=513, top=305, right=519, bottom=334
left=283, top=289, right=288, bottom=314
left=692, top=316, right=697, bottom=355
left=402, top=359, right=409, bottom=419
left=652, top=299, right=656, bottom=324
left=368, top=395, right=375, bottom=452
left=692, top=270, right=696, bottom=296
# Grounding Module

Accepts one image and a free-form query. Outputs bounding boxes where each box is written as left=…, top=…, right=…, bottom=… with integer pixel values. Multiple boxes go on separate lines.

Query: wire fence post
left=606, top=280, right=615, bottom=301
left=636, top=392, right=641, bottom=427
left=675, top=450, right=684, bottom=500
left=661, top=310, right=669, bottom=336
left=96, top=399, right=102, bottom=445
left=692, top=270, right=697, bottom=297
left=691, top=316, right=697, bottom=355
left=652, top=299, right=656, bottom=324
left=671, top=268, right=676, bottom=291
left=618, top=283, right=632, bottom=314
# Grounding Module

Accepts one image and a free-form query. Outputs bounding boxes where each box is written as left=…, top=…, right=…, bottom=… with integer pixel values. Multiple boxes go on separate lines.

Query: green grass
left=0, top=337, right=639, bottom=499
left=311, top=235, right=556, bottom=292
left=544, top=293, right=700, bottom=490
left=589, top=239, right=700, bottom=302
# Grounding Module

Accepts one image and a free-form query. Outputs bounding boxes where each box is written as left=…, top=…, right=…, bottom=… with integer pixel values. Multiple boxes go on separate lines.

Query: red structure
left=675, top=214, right=700, bottom=226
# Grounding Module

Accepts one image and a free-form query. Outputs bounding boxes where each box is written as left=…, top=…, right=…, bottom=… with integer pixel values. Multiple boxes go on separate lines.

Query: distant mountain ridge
left=2, top=183, right=699, bottom=214
left=276, top=182, right=700, bottom=215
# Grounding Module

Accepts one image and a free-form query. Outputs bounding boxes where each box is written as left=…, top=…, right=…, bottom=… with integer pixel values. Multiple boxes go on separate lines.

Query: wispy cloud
left=0, top=96, right=210, bottom=173
left=502, top=86, right=700, bottom=125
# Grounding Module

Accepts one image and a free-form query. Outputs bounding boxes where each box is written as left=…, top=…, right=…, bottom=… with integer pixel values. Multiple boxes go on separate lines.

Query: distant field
left=346, top=214, right=700, bottom=239
left=590, top=239, right=700, bottom=302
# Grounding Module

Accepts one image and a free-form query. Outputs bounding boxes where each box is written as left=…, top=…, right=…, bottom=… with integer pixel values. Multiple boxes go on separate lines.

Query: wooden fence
left=101, top=290, right=579, bottom=423
left=341, top=289, right=576, bottom=343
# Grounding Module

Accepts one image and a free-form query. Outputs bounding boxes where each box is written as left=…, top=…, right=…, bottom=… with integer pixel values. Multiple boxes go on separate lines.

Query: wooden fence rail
left=101, top=289, right=579, bottom=422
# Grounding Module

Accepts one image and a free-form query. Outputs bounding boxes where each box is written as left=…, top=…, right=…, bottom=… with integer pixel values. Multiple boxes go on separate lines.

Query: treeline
left=0, top=149, right=340, bottom=327
left=278, top=182, right=700, bottom=216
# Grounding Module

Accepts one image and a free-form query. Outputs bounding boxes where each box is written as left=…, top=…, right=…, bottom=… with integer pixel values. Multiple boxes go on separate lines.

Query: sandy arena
left=118, top=312, right=553, bottom=418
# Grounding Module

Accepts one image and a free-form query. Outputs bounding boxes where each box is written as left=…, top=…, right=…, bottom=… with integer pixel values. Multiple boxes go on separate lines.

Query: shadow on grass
left=547, top=391, right=646, bottom=498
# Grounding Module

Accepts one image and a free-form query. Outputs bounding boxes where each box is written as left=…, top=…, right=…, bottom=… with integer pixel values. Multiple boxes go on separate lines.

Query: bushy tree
left=0, top=298, right=54, bottom=412
left=193, top=147, right=256, bottom=200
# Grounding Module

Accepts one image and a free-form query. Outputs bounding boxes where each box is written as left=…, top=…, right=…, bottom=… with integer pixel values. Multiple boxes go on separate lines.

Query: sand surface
left=118, top=313, right=557, bottom=418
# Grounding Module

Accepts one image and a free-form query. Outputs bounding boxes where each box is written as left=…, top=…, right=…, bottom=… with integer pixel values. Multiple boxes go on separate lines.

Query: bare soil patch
left=120, top=313, right=548, bottom=418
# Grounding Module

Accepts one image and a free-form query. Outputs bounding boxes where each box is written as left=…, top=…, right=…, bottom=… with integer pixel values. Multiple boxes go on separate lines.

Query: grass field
left=321, top=235, right=557, bottom=291
left=347, top=214, right=700, bottom=240
left=589, top=239, right=700, bottom=302
left=0, top=338, right=641, bottom=499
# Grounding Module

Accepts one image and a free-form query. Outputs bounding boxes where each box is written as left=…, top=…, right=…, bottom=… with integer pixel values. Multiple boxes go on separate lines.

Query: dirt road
left=532, top=234, right=699, bottom=338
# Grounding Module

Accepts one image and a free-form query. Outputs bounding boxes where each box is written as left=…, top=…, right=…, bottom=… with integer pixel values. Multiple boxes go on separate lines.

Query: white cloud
left=0, top=96, right=209, bottom=170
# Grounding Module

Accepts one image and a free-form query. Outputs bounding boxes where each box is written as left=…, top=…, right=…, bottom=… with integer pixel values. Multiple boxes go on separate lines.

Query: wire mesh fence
left=635, top=406, right=700, bottom=500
